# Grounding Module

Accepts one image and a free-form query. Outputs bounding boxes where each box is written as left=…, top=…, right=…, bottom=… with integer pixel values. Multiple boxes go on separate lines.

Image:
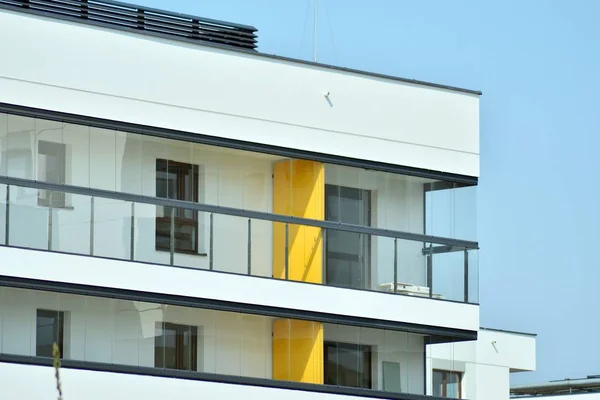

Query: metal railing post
left=284, top=223, right=289, bottom=280
left=427, top=244, right=433, bottom=299
left=130, top=202, right=135, bottom=260
left=209, top=213, right=214, bottom=270
left=322, top=228, right=327, bottom=284
left=4, top=185, right=9, bottom=245
left=247, top=218, right=252, bottom=275
left=464, top=248, right=469, bottom=303
left=393, top=238, right=398, bottom=294
left=169, top=207, right=175, bottom=266
left=89, top=197, right=94, bottom=256
left=48, top=191, right=53, bottom=250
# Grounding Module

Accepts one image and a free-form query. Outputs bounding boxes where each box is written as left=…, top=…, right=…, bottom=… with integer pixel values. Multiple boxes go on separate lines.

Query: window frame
left=433, top=369, right=463, bottom=398
left=324, top=340, right=373, bottom=390
left=35, top=309, right=65, bottom=358
left=155, top=159, right=200, bottom=255
left=154, top=321, right=198, bottom=371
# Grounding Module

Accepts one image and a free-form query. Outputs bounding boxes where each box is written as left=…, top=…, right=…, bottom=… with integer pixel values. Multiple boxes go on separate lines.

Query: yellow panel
left=272, top=159, right=324, bottom=283
left=273, top=319, right=324, bottom=384
left=272, top=160, right=325, bottom=384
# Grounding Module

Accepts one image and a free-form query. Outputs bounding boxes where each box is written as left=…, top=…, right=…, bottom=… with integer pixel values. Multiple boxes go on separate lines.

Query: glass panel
left=468, top=249, right=479, bottom=304
left=113, top=298, right=142, bottom=367
left=406, top=332, right=425, bottom=394
left=6, top=115, right=34, bottom=180
left=1, top=287, right=33, bottom=356
left=58, top=292, right=86, bottom=361
left=0, top=184, right=6, bottom=245
left=325, top=185, right=371, bottom=290
left=118, top=131, right=143, bottom=195
left=89, top=127, right=116, bottom=191
left=9, top=185, right=48, bottom=249
left=432, top=370, right=444, bottom=396
left=454, top=185, right=477, bottom=242
left=84, top=296, right=115, bottom=364
left=212, top=214, right=247, bottom=275
left=93, top=198, right=131, bottom=260
left=325, top=324, right=371, bottom=389
left=214, top=310, right=243, bottom=377
left=134, top=203, right=168, bottom=266
left=63, top=123, right=90, bottom=189
left=34, top=289, right=61, bottom=358
left=0, top=112, right=7, bottom=177
left=432, top=248, right=465, bottom=302
left=250, top=218, right=272, bottom=278
left=51, top=193, right=91, bottom=255
left=241, top=314, right=270, bottom=379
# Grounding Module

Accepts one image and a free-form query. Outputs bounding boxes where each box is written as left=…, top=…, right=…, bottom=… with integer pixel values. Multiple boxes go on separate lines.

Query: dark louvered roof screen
left=0, top=0, right=258, bottom=50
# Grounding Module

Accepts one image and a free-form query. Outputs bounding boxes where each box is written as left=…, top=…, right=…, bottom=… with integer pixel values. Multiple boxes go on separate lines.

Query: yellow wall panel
left=273, top=319, right=324, bottom=384
left=272, top=159, right=324, bottom=283
left=272, top=159, right=325, bottom=384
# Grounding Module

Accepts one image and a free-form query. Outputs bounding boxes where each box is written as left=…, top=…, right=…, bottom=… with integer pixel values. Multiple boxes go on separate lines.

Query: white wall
left=0, top=9, right=480, bottom=177
left=0, top=246, right=480, bottom=332
left=0, top=286, right=274, bottom=377
left=428, top=329, right=537, bottom=400
left=0, top=362, right=378, bottom=400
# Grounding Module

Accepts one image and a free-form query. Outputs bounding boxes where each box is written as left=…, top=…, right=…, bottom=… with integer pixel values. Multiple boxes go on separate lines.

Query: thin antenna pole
left=313, top=0, right=318, bottom=62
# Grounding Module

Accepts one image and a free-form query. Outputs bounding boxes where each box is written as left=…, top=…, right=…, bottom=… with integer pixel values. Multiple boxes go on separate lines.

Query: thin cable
left=298, top=0, right=311, bottom=60
left=324, top=0, right=339, bottom=65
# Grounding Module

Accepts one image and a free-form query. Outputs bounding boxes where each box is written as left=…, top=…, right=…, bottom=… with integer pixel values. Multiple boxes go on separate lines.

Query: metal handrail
left=0, top=176, right=479, bottom=249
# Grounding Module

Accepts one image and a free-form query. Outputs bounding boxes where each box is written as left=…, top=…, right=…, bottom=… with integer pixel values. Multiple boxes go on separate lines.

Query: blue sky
left=140, top=0, right=600, bottom=384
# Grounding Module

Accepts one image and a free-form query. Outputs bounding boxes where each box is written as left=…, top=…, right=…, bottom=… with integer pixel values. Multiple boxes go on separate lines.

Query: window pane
left=433, top=370, right=444, bottom=396
left=447, top=372, right=460, bottom=398
left=36, top=309, right=63, bottom=358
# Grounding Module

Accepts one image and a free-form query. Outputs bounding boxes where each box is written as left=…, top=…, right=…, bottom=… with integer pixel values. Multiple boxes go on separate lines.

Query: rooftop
left=512, top=375, right=600, bottom=397
left=0, top=0, right=482, bottom=96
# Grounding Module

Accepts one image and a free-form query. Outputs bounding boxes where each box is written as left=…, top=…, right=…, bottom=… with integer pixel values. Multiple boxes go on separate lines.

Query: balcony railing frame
left=0, top=175, right=479, bottom=304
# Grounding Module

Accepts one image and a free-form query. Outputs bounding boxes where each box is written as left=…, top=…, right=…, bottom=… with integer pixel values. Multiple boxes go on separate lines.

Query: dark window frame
left=433, top=369, right=463, bottom=398
left=155, top=159, right=200, bottom=255
left=154, top=322, right=198, bottom=371
left=36, top=309, right=65, bottom=358
left=324, top=340, right=373, bottom=390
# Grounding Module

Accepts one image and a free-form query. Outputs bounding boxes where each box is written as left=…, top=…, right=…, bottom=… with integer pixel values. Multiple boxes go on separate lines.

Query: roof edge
left=0, top=2, right=481, bottom=96
left=480, top=327, right=537, bottom=337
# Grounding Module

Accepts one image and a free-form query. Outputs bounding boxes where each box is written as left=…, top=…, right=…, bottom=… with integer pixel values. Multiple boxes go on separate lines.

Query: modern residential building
left=0, top=0, right=481, bottom=399
left=430, top=327, right=537, bottom=400
left=512, top=375, right=600, bottom=399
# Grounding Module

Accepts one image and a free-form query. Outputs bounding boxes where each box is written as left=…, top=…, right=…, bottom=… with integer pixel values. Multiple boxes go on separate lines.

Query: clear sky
left=139, top=0, right=600, bottom=384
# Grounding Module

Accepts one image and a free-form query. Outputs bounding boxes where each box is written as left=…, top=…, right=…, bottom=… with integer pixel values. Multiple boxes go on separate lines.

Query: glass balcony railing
left=0, top=177, right=479, bottom=304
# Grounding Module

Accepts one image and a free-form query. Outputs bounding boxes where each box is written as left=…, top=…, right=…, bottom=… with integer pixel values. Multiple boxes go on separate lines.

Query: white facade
left=429, top=328, right=537, bottom=400
left=0, top=8, right=479, bottom=178
left=0, top=1, right=482, bottom=399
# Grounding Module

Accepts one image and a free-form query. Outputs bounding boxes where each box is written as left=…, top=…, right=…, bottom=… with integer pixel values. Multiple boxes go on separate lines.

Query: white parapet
left=0, top=8, right=479, bottom=177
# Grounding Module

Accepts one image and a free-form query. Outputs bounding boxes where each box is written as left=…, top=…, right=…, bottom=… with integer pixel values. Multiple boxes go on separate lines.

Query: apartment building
left=430, top=328, right=537, bottom=400
left=0, top=0, right=481, bottom=398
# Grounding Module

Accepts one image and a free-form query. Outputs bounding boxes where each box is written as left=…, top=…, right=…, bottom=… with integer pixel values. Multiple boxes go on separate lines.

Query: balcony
left=0, top=111, right=479, bottom=305
left=0, top=284, right=470, bottom=399
left=0, top=176, right=478, bottom=304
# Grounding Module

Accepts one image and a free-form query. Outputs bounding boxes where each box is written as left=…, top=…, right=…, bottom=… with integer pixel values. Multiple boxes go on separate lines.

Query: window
left=37, top=141, right=66, bottom=207
left=155, top=159, right=199, bottom=254
left=36, top=309, right=64, bottom=358
left=324, top=341, right=372, bottom=389
left=325, top=185, right=371, bottom=290
left=155, top=322, right=198, bottom=371
left=433, top=370, right=462, bottom=398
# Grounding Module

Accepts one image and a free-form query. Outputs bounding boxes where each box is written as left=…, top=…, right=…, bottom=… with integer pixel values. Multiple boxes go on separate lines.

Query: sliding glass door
left=325, top=185, right=371, bottom=289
